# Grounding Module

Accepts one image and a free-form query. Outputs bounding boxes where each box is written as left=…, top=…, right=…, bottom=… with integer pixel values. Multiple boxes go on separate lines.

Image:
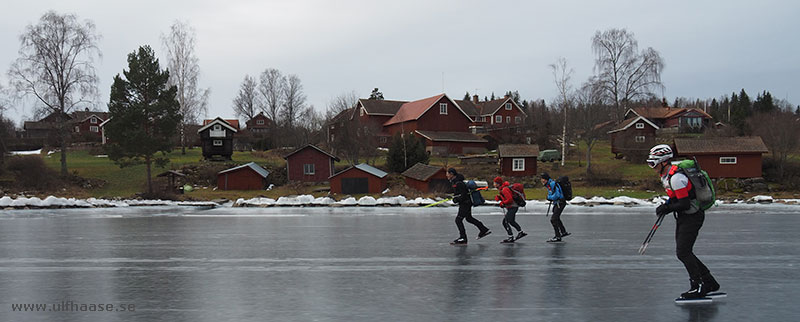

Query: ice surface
left=0, top=205, right=798, bottom=321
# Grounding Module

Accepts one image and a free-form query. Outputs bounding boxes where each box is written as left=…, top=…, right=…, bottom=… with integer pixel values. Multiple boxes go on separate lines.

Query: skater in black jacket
left=447, top=168, right=490, bottom=244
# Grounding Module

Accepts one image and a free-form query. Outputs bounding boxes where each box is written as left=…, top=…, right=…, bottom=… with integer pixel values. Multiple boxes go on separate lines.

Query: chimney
left=472, top=95, right=479, bottom=104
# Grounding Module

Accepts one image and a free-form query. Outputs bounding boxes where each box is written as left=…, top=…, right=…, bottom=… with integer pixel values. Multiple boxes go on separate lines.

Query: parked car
left=538, top=149, right=561, bottom=162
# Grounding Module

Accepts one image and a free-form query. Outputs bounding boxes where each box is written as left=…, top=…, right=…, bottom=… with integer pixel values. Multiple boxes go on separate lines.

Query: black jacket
left=450, top=174, right=471, bottom=206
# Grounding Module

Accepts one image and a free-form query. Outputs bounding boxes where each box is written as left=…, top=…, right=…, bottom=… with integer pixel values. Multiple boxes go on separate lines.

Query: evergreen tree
left=490, top=92, right=496, bottom=100
left=709, top=98, right=721, bottom=121
left=369, top=88, right=384, bottom=100
left=463, top=91, right=470, bottom=100
left=753, top=90, right=775, bottom=113
left=795, top=106, right=800, bottom=115
left=387, top=133, right=429, bottom=173
left=105, top=45, right=182, bottom=195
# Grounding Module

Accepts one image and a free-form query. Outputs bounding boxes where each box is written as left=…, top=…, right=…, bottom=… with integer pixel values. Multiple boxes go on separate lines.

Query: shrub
left=3, top=155, right=62, bottom=191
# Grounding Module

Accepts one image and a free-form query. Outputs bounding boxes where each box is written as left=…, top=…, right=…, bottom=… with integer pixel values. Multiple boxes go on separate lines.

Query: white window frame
left=720, top=157, right=737, bottom=164
left=512, top=158, right=525, bottom=171
left=635, top=135, right=646, bottom=143
left=506, top=116, right=511, bottom=124
left=256, top=119, right=265, bottom=125
left=212, top=140, right=223, bottom=146
left=439, top=103, right=448, bottom=115
left=213, top=125, right=221, bottom=131
left=636, top=123, right=645, bottom=129
left=75, top=126, right=80, bottom=133
left=90, top=126, right=99, bottom=133
left=90, top=117, right=98, bottom=124
left=303, top=163, right=315, bottom=175
left=515, top=116, right=521, bottom=124
left=495, top=115, right=502, bottom=123
left=505, top=103, right=512, bottom=110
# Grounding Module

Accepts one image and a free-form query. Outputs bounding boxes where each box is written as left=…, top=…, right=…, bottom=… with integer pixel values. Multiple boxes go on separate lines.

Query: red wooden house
left=401, top=163, right=449, bottom=193
left=457, top=95, right=527, bottom=129
left=329, top=163, right=388, bottom=194
left=70, top=110, right=110, bottom=141
left=245, top=112, right=272, bottom=135
left=353, top=99, right=406, bottom=146
left=383, top=94, right=486, bottom=155
left=626, top=105, right=712, bottom=132
left=608, top=115, right=659, bottom=160
left=284, top=145, right=340, bottom=182
left=217, top=162, right=270, bottom=190
left=673, top=137, right=769, bottom=178
left=498, top=144, right=540, bottom=177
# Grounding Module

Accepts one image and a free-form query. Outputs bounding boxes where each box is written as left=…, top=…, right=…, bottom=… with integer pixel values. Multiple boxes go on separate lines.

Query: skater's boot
left=546, top=236, right=562, bottom=243
left=452, top=238, right=467, bottom=245
left=701, top=273, right=720, bottom=293
left=515, top=231, right=528, bottom=240
left=501, top=236, right=515, bottom=243
left=477, top=230, right=492, bottom=240
left=680, top=279, right=703, bottom=299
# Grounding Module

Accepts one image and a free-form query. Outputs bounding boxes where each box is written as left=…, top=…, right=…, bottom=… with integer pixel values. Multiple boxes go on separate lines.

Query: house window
left=75, top=126, right=80, bottom=133
left=495, top=115, right=502, bottom=123
left=256, top=119, right=265, bottom=125
left=303, top=163, right=315, bottom=175
left=636, top=123, right=645, bottom=129
left=512, top=158, right=525, bottom=171
left=515, top=116, right=521, bottom=124
left=635, top=135, right=646, bottom=143
left=90, top=126, right=99, bottom=133
left=506, top=116, right=511, bottom=124
left=505, top=103, right=512, bottom=110
left=90, top=117, right=98, bottom=124
left=379, top=137, right=387, bottom=144
left=213, top=125, right=221, bottom=131
left=439, top=103, right=448, bottom=115
left=360, top=108, right=365, bottom=117
left=720, top=157, right=737, bottom=164
left=212, top=140, right=223, bottom=146
left=210, top=124, right=225, bottom=137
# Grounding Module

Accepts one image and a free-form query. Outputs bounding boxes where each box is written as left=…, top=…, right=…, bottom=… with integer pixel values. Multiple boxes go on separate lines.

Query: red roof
left=203, top=119, right=240, bottom=130
left=383, top=94, right=446, bottom=126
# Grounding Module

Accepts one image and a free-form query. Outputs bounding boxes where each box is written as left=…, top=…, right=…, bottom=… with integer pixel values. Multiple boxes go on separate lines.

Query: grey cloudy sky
left=1, top=0, right=798, bottom=124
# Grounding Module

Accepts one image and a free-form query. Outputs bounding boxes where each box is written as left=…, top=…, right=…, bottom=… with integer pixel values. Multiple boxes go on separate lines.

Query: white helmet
left=647, top=144, right=673, bottom=168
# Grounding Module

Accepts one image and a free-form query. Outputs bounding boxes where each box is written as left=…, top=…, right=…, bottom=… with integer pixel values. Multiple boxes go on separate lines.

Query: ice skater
left=447, top=168, right=491, bottom=245
left=493, top=176, right=526, bottom=243
left=541, top=172, right=570, bottom=242
left=647, top=144, right=720, bottom=300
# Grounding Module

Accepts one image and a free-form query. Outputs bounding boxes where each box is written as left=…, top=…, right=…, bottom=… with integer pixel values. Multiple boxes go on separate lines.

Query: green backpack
left=676, top=158, right=716, bottom=212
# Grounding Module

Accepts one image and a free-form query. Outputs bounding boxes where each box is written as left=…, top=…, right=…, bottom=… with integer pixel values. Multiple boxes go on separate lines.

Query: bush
left=3, top=155, right=62, bottom=191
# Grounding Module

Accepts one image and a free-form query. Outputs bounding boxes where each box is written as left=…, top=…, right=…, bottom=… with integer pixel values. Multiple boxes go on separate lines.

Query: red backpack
left=510, top=183, right=526, bottom=207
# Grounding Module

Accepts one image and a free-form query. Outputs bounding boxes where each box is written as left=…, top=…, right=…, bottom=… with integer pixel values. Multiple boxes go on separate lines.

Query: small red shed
left=284, top=145, right=340, bottom=182
left=498, top=144, right=540, bottom=177
left=217, top=162, right=270, bottom=190
left=674, top=137, right=769, bottom=179
left=401, top=163, right=449, bottom=193
left=329, top=163, right=388, bottom=194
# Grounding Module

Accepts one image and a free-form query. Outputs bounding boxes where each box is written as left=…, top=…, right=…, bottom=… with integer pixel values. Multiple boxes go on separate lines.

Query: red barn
left=674, top=137, right=769, bottom=179
left=498, top=144, right=540, bottom=177
left=329, top=163, right=388, bottom=194
left=284, top=145, right=340, bottom=182
left=401, top=163, right=449, bottom=193
left=217, top=162, right=270, bottom=190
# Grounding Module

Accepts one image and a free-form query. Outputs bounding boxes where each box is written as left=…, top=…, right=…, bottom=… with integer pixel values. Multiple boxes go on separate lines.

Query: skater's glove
left=656, top=204, right=669, bottom=216
left=494, top=195, right=500, bottom=201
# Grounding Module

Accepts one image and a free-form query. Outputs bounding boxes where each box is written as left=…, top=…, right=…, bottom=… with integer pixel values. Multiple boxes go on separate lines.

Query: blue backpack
left=466, top=180, right=485, bottom=206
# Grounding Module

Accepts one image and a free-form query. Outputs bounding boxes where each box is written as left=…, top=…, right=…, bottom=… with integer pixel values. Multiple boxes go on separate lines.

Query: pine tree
left=463, top=91, right=470, bottom=101
left=105, top=45, right=182, bottom=195
left=795, top=106, right=800, bottom=115
left=369, top=88, right=384, bottom=100
left=753, top=90, right=775, bottom=113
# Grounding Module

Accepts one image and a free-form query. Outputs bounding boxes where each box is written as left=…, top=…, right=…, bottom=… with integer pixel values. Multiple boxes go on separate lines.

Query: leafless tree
left=282, top=74, right=307, bottom=129
left=592, top=28, right=664, bottom=121
left=161, top=20, right=210, bottom=154
left=749, top=111, right=800, bottom=178
left=326, top=91, right=359, bottom=120
left=258, top=68, right=285, bottom=123
left=550, top=57, right=574, bottom=166
left=232, top=75, right=259, bottom=121
left=574, top=77, right=614, bottom=174
left=7, top=11, right=101, bottom=176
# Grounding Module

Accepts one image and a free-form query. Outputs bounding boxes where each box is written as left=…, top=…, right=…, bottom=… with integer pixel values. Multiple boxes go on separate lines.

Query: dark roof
left=401, top=163, right=445, bottom=181
left=608, top=116, right=659, bottom=133
left=414, top=130, right=488, bottom=143
left=628, top=107, right=712, bottom=120
left=70, top=111, right=109, bottom=123
left=454, top=100, right=480, bottom=117
left=331, top=163, right=388, bottom=179
left=498, top=144, right=540, bottom=158
left=674, top=136, right=769, bottom=154
left=218, top=162, right=270, bottom=178
left=24, top=121, right=58, bottom=130
left=283, top=144, right=341, bottom=161
left=358, top=99, right=406, bottom=116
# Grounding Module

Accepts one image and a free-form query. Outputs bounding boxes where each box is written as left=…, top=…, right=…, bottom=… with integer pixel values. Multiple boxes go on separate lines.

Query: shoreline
left=0, top=194, right=796, bottom=210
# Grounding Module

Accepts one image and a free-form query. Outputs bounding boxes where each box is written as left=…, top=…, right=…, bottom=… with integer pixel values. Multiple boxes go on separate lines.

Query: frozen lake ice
left=0, top=204, right=798, bottom=321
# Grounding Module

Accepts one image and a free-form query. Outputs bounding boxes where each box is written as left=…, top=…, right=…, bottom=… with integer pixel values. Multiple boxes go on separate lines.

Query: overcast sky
left=1, top=0, right=798, bottom=124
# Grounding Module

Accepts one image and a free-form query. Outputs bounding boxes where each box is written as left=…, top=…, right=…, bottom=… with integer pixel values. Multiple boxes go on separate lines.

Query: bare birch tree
left=592, top=28, right=664, bottom=121
left=8, top=11, right=101, bottom=176
left=161, top=20, right=209, bottom=154
left=232, top=74, right=259, bottom=121
left=282, top=74, right=307, bottom=129
left=550, top=57, right=573, bottom=166
left=258, top=68, right=285, bottom=123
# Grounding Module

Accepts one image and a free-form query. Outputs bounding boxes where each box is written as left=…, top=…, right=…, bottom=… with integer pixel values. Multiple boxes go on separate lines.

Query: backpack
left=510, top=183, right=526, bottom=207
left=466, top=180, right=485, bottom=207
left=556, top=176, right=572, bottom=200
left=676, top=159, right=716, bottom=212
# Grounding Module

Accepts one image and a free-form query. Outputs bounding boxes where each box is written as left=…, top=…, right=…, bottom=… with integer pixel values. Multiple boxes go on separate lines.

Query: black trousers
left=675, top=211, right=710, bottom=281
left=550, top=200, right=568, bottom=237
left=502, top=207, right=521, bottom=235
left=455, top=204, right=488, bottom=239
